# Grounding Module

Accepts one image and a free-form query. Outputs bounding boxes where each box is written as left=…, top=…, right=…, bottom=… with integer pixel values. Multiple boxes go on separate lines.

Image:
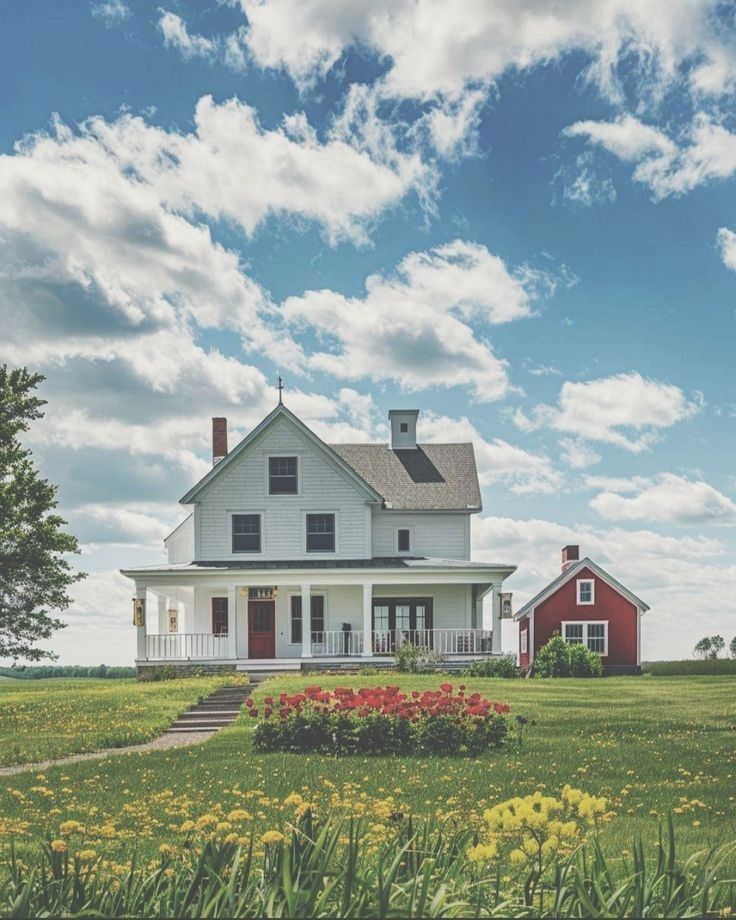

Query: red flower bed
left=249, top=684, right=510, bottom=756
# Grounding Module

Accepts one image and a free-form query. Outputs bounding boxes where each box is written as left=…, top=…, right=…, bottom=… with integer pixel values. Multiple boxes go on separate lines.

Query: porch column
left=227, top=586, right=237, bottom=659
left=362, top=582, right=373, bottom=657
left=135, top=585, right=147, bottom=660
left=301, top=583, right=312, bottom=658
left=157, top=594, right=167, bottom=634
left=491, top=583, right=503, bottom=655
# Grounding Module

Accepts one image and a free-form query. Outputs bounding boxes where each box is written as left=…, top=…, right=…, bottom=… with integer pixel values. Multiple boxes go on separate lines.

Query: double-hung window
left=576, top=579, right=594, bottom=604
left=306, top=513, right=335, bottom=552
left=269, top=456, right=298, bottom=494
left=290, top=595, right=325, bottom=643
left=212, top=597, right=229, bottom=635
left=232, top=513, right=261, bottom=553
left=397, top=528, right=411, bottom=553
left=520, top=628, right=528, bottom=654
left=562, top=621, right=608, bottom=655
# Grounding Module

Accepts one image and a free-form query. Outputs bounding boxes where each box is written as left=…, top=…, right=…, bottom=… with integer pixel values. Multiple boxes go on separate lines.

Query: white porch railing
left=369, top=628, right=492, bottom=656
left=311, top=630, right=364, bottom=656
left=146, top=633, right=231, bottom=660
left=144, top=628, right=492, bottom=660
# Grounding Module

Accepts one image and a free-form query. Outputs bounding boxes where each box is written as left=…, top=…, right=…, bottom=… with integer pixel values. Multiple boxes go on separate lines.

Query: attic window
left=576, top=579, right=595, bottom=605
left=397, top=528, right=411, bottom=553
left=400, top=422, right=408, bottom=433
left=269, top=456, right=298, bottom=494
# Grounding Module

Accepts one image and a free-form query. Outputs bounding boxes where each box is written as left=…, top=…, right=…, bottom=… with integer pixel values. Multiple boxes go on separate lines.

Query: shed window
left=269, top=456, right=298, bottom=494
left=306, top=513, right=335, bottom=552
left=563, top=621, right=608, bottom=655
left=397, top=528, right=411, bottom=553
left=232, top=514, right=261, bottom=553
left=576, top=579, right=595, bottom=605
left=290, top=595, right=325, bottom=643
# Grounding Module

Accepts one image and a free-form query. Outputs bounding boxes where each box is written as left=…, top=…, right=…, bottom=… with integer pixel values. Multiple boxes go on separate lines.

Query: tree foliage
left=694, top=635, right=725, bottom=659
left=0, top=366, right=84, bottom=660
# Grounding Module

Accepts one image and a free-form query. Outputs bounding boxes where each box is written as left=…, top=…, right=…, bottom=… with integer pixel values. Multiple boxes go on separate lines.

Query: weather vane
left=277, top=375, right=284, bottom=405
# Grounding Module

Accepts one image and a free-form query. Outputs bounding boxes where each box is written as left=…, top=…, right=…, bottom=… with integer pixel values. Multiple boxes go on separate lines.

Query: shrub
left=394, top=643, right=444, bottom=673
left=465, top=655, right=520, bottom=678
left=251, top=683, right=510, bottom=756
left=535, top=636, right=603, bottom=678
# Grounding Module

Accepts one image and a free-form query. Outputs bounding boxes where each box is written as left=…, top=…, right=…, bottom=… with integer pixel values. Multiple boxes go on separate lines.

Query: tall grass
left=1, top=813, right=733, bottom=918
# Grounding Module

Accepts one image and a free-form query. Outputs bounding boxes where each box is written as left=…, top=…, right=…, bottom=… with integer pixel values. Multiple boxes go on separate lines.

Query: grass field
left=0, top=673, right=733, bottom=869
left=643, top=658, right=736, bottom=675
left=0, top=676, right=243, bottom=767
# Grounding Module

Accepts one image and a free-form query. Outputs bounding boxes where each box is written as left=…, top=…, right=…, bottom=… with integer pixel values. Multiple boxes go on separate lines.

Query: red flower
left=439, top=682, right=453, bottom=693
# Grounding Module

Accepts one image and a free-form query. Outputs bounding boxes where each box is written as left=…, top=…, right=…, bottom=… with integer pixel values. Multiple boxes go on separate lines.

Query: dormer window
left=269, top=456, right=298, bottom=494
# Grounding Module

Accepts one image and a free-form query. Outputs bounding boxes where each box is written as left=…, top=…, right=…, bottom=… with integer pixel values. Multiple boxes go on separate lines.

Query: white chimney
left=389, top=409, right=419, bottom=450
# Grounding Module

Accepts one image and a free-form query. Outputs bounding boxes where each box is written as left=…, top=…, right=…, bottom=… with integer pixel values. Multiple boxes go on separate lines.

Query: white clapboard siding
left=195, top=417, right=371, bottom=560
left=371, top=511, right=470, bottom=560
left=164, top=514, right=195, bottom=564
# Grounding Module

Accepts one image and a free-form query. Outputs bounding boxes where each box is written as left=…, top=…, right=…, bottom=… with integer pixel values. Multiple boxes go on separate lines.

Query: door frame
left=372, top=597, right=434, bottom=651
left=247, top=599, right=276, bottom=659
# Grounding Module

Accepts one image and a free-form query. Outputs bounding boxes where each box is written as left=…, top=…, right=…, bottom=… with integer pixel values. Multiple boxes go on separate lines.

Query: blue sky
left=1, top=0, right=735, bottom=664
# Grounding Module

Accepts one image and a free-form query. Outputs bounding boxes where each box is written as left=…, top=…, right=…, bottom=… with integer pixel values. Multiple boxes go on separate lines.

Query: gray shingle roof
left=328, top=443, right=482, bottom=511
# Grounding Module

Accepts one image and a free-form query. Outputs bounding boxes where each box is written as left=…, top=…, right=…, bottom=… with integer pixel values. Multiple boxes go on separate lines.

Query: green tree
left=709, top=635, right=725, bottom=659
left=693, top=637, right=712, bottom=659
left=0, top=366, right=84, bottom=660
left=730, top=636, right=736, bottom=659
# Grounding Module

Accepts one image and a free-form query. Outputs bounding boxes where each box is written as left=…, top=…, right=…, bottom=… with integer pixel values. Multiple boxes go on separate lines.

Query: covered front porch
left=123, top=558, right=514, bottom=672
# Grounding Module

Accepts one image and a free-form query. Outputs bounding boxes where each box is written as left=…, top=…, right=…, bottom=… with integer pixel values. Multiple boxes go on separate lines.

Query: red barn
left=514, top=546, right=649, bottom=675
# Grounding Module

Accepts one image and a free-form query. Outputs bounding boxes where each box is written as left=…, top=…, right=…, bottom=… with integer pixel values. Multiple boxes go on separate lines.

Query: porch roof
left=121, top=556, right=516, bottom=581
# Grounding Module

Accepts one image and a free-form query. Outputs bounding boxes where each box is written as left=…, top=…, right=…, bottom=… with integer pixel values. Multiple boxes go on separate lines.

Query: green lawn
left=0, top=676, right=243, bottom=767
left=0, top=674, right=733, bottom=867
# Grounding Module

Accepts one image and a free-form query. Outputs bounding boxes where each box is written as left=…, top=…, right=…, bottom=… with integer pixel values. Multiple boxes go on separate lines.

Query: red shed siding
left=531, top=566, right=639, bottom=667
left=518, top=615, right=530, bottom=669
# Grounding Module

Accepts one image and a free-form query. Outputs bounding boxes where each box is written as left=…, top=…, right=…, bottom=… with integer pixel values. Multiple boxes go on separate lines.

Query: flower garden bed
left=249, top=683, right=510, bottom=755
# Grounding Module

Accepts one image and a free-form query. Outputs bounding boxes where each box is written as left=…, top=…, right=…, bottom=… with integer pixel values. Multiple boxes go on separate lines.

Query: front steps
left=165, top=680, right=263, bottom=734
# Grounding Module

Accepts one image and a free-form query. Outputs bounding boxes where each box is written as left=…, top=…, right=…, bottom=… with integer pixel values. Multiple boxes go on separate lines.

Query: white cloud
left=559, top=438, right=601, bottom=469
left=472, top=514, right=734, bottom=659
left=239, top=0, right=736, bottom=104
left=588, top=473, right=736, bottom=525
left=283, top=239, right=554, bottom=401
left=514, top=372, right=702, bottom=451
left=565, top=112, right=736, bottom=199
left=716, top=226, right=736, bottom=271
left=418, top=414, right=563, bottom=494
left=158, top=11, right=217, bottom=60
left=90, top=0, right=130, bottom=27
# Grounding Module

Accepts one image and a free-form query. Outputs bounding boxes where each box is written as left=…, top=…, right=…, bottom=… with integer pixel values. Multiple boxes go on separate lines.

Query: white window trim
left=303, top=510, right=339, bottom=555
left=561, top=620, right=608, bottom=656
left=520, top=628, right=528, bottom=655
left=576, top=578, right=595, bottom=605
left=287, top=591, right=327, bottom=645
left=228, top=510, right=265, bottom=556
left=265, top=452, right=302, bottom=497
left=395, top=525, right=414, bottom=555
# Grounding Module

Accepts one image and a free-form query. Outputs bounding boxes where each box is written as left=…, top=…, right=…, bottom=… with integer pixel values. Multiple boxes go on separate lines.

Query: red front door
left=248, top=600, right=275, bottom=658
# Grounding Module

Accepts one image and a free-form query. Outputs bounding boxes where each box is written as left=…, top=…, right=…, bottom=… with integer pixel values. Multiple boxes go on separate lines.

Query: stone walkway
left=0, top=728, right=214, bottom=777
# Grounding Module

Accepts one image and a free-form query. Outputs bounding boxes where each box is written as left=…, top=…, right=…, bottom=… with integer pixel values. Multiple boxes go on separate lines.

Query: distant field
left=0, top=676, right=241, bottom=766
left=643, top=659, right=736, bottom=675
left=0, top=673, right=733, bottom=867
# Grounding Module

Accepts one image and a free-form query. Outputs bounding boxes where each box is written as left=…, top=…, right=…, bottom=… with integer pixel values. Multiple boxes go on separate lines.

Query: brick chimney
left=212, top=418, right=228, bottom=465
left=561, top=544, right=580, bottom=573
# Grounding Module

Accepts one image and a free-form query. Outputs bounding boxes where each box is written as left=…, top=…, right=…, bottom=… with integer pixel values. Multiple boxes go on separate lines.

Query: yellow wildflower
left=261, top=830, right=286, bottom=846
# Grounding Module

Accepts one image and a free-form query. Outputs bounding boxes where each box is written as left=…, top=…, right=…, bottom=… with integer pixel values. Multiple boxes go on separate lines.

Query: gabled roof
left=513, top=557, right=650, bottom=620
left=329, top=442, right=482, bottom=511
left=179, top=404, right=383, bottom=505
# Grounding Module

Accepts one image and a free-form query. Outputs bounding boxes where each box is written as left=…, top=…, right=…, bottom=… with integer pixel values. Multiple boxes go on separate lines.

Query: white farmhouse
left=123, top=401, right=516, bottom=675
